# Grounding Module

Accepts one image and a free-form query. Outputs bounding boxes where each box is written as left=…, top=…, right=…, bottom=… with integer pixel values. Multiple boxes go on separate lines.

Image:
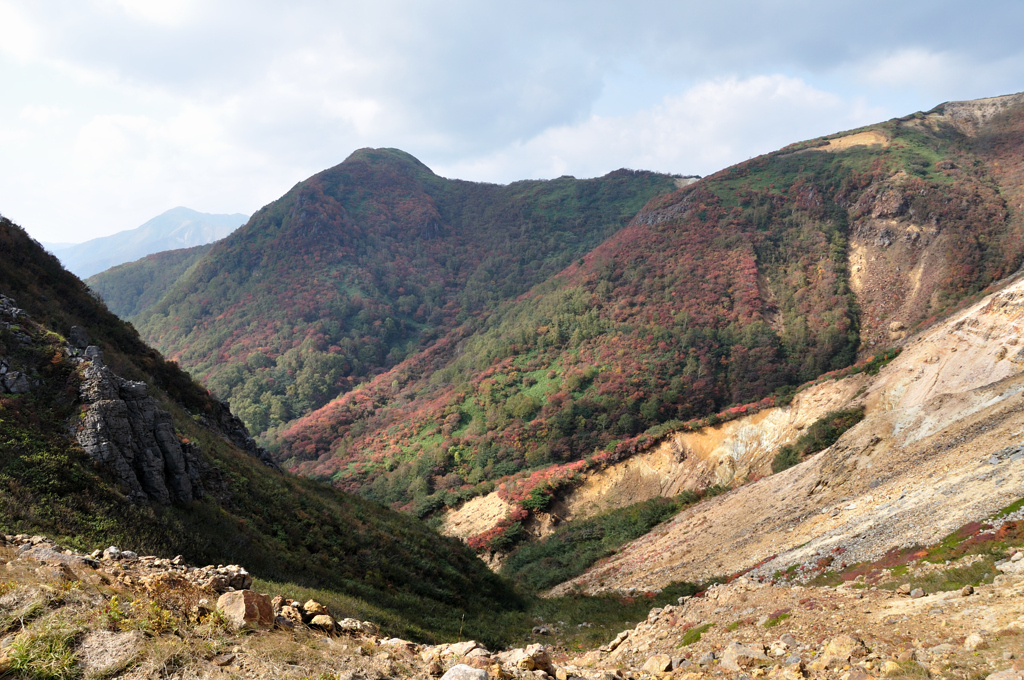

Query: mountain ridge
left=129, top=148, right=679, bottom=437
left=49, top=206, right=246, bottom=279
left=268, top=92, right=1024, bottom=533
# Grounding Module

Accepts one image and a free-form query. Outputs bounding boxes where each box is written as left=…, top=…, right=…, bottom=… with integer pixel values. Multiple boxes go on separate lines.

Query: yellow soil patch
left=440, top=492, right=512, bottom=539
left=813, top=130, right=889, bottom=152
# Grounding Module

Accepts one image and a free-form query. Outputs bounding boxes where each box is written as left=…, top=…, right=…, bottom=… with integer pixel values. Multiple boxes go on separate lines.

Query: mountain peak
left=52, top=207, right=248, bottom=279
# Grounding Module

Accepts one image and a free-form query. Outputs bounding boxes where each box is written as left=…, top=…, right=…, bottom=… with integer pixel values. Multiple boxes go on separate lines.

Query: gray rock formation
left=0, top=290, right=268, bottom=502
left=76, top=360, right=204, bottom=505
left=0, top=370, right=31, bottom=394
left=68, top=325, right=90, bottom=350
left=203, top=402, right=281, bottom=471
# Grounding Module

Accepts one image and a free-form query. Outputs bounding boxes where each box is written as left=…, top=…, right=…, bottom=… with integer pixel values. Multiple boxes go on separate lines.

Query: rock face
left=216, top=590, right=274, bottom=628
left=203, top=399, right=281, bottom=471
left=76, top=360, right=204, bottom=505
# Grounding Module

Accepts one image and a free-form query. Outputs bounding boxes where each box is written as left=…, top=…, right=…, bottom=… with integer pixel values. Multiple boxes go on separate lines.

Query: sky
left=2, top=1, right=1023, bottom=243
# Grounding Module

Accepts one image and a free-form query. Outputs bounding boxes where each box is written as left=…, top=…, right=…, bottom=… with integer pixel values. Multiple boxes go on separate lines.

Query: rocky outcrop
left=202, top=400, right=281, bottom=471
left=0, top=295, right=33, bottom=395
left=2, top=291, right=270, bottom=504
left=76, top=360, right=205, bottom=505
left=216, top=590, right=274, bottom=629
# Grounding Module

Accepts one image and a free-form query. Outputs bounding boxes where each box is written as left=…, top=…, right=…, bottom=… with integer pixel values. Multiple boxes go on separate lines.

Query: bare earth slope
left=549, top=273, right=1024, bottom=596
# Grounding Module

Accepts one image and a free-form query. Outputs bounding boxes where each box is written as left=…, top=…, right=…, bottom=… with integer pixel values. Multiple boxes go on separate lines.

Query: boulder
left=449, top=641, right=481, bottom=657
left=216, top=590, right=274, bottom=628
left=524, top=644, right=552, bottom=672
left=68, top=326, right=89, bottom=349
left=309, top=614, right=336, bottom=632
left=516, top=657, right=536, bottom=672
left=720, top=642, right=769, bottom=671
left=964, top=633, right=988, bottom=651
left=986, top=671, right=1024, bottom=680
left=881, top=660, right=902, bottom=676
left=1, top=371, right=30, bottom=394
left=997, top=559, right=1024, bottom=575
left=809, top=635, right=868, bottom=671
left=440, top=664, right=489, bottom=680
left=488, top=664, right=512, bottom=680
left=767, top=666, right=805, bottom=680
left=337, top=618, right=378, bottom=635
left=303, top=599, right=329, bottom=616
left=279, top=605, right=304, bottom=626
left=641, top=654, right=673, bottom=673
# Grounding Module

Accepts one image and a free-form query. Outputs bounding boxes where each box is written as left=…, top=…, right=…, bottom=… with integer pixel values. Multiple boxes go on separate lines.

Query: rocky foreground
left=1, top=533, right=1022, bottom=680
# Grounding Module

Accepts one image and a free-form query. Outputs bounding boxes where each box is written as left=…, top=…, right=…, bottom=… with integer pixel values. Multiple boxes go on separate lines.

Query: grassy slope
left=86, top=243, right=215, bottom=318
left=130, top=149, right=678, bottom=437
left=0, top=217, right=522, bottom=645
left=271, top=104, right=1024, bottom=519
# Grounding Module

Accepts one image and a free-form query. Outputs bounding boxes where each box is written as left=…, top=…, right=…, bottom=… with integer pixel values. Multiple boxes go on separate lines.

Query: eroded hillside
left=271, top=92, right=1024, bottom=534
left=548, top=270, right=1024, bottom=596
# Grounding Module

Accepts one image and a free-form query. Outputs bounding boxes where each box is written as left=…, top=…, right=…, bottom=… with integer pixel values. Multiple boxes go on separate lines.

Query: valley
left=1, top=91, right=1023, bottom=679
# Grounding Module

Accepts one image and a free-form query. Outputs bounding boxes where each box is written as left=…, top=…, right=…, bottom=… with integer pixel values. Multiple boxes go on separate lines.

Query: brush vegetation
left=500, top=492, right=704, bottom=592
left=772, top=407, right=866, bottom=473
left=270, top=106, right=1024, bottom=526
left=0, top=217, right=522, bottom=646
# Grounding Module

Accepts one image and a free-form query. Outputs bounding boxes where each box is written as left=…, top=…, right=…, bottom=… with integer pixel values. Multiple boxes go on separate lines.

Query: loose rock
left=216, top=590, right=274, bottom=629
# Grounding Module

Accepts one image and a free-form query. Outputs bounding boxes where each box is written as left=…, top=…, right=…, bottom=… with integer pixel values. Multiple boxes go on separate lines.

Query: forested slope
left=270, top=95, right=1024, bottom=518
left=0, top=216, right=522, bottom=643
left=87, top=242, right=215, bottom=318
left=132, top=149, right=678, bottom=436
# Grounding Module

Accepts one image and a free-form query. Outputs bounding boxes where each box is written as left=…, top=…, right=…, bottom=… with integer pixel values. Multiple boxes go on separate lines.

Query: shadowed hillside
left=0, top=215, right=522, bottom=643
left=87, top=243, right=215, bottom=318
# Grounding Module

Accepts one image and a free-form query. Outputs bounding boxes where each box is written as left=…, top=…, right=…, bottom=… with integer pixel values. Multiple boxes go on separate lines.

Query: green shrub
left=772, top=407, right=865, bottom=473
left=679, top=623, right=713, bottom=646
left=501, top=493, right=699, bottom=592
left=7, top=619, right=80, bottom=680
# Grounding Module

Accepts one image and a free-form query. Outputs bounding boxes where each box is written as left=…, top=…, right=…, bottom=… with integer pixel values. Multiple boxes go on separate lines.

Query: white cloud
left=0, top=2, right=39, bottom=61
left=858, top=48, right=955, bottom=89
left=0, top=1, right=1022, bottom=242
left=20, top=105, right=69, bottom=124
left=104, top=0, right=198, bottom=26
left=438, top=75, right=885, bottom=182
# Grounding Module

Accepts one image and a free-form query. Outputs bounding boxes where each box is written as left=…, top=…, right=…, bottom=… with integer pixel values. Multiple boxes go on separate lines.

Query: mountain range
left=1, top=92, right=1024, bottom=675
left=86, top=95, right=1024, bottom=537
left=45, top=206, right=247, bottom=279
left=112, top=150, right=680, bottom=437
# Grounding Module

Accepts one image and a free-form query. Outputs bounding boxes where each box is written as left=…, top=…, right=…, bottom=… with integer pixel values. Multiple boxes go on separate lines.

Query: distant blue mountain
left=48, top=207, right=248, bottom=278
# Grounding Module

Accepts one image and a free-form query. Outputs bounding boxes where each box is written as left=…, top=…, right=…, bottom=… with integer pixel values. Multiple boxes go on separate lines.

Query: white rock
left=964, top=633, right=987, bottom=651
left=440, top=664, right=488, bottom=680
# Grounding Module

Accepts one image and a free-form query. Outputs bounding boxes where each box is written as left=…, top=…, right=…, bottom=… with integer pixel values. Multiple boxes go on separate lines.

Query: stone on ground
left=216, top=590, right=274, bottom=628
left=440, top=664, right=489, bottom=680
